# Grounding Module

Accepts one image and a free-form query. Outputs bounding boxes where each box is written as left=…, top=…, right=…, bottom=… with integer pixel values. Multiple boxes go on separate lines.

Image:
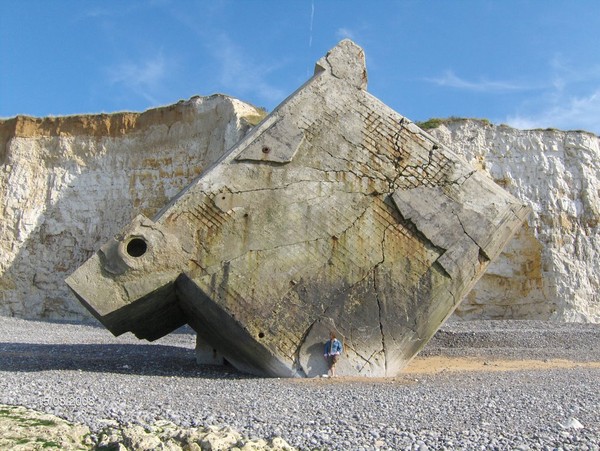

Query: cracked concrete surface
left=66, top=39, right=529, bottom=377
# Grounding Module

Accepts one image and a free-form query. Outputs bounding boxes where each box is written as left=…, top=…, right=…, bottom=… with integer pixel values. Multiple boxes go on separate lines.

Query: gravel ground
left=1, top=316, right=599, bottom=450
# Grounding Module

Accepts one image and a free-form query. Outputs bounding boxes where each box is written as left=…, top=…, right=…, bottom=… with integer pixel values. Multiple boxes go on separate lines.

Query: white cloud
left=502, top=56, right=600, bottom=134
left=210, top=34, right=287, bottom=106
left=78, top=8, right=112, bottom=19
left=427, top=59, right=600, bottom=134
left=106, top=52, right=170, bottom=105
left=427, top=70, right=529, bottom=92
left=336, top=28, right=356, bottom=41
left=505, top=90, right=600, bottom=134
left=165, top=8, right=287, bottom=107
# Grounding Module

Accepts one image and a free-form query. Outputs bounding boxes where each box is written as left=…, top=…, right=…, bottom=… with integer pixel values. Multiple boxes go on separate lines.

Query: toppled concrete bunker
left=66, top=40, right=530, bottom=377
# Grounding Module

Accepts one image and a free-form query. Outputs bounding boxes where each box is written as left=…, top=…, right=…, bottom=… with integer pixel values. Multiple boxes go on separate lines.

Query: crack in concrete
left=229, top=235, right=328, bottom=262
left=323, top=54, right=340, bottom=81
left=228, top=178, right=336, bottom=195
left=335, top=204, right=371, bottom=242
left=321, top=148, right=389, bottom=184
left=455, top=212, right=481, bottom=250
left=433, top=260, right=453, bottom=280
left=341, top=328, right=381, bottom=367
left=394, top=207, right=447, bottom=259
left=213, top=181, right=351, bottom=213
left=338, top=132, right=361, bottom=150
left=447, top=286, right=459, bottom=306
left=213, top=201, right=376, bottom=295
left=398, top=140, right=436, bottom=174
left=373, top=268, right=388, bottom=375
left=443, top=168, right=477, bottom=187
left=293, top=318, right=317, bottom=377
left=356, top=348, right=382, bottom=373
left=388, top=118, right=407, bottom=192
left=304, top=163, right=389, bottom=189
left=394, top=212, right=452, bottom=279
left=455, top=210, right=492, bottom=262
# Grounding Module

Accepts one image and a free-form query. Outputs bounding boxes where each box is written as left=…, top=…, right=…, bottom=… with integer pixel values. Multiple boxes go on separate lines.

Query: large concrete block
left=66, top=40, right=529, bottom=377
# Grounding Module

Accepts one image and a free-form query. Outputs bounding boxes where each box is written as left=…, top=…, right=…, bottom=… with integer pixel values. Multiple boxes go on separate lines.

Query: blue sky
left=2, top=0, right=600, bottom=134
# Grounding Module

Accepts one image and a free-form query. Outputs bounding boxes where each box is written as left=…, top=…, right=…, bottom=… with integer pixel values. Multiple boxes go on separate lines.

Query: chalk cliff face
left=0, top=95, right=264, bottom=319
left=428, top=120, right=600, bottom=322
left=1, top=100, right=598, bottom=323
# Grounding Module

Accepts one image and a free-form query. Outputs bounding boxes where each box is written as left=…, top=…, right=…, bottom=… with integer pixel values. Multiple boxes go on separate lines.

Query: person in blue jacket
left=323, top=331, right=343, bottom=377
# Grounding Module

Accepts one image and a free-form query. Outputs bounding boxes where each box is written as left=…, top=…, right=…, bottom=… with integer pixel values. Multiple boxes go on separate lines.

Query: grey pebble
left=0, top=317, right=599, bottom=450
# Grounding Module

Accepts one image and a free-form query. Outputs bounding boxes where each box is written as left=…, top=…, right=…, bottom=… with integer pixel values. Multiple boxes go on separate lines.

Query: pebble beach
left=1, top=316, right=599, bottom=450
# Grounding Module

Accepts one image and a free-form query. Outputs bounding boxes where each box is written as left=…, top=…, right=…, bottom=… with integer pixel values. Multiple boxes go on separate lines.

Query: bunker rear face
left=66, top=40, right=530, bottom=378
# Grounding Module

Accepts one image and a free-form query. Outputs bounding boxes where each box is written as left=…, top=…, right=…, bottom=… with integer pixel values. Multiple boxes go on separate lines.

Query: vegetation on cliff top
left=416, top=117, right=598, bottom=137
left=244, top=107, right=269, bottom=126
left=416, top=117, right=491, bottom=130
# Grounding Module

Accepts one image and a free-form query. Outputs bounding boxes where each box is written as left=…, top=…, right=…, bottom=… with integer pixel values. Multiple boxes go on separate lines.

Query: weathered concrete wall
left=66, top=40, right=528, bottom=377
left=0, top=95, right=264, bottom=319
left=429, top=120, right=600, bottom=322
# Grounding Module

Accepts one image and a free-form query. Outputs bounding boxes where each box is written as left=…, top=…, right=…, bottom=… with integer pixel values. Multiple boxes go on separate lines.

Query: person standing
left=323, top=331, right=343, bottom=377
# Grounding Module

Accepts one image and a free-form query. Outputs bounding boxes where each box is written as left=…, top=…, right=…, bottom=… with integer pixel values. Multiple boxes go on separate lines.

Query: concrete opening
left=126, top=238, right=147, bottom=257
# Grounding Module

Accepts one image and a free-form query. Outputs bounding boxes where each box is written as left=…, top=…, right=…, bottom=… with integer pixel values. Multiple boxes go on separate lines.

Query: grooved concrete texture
left=66, top=40, right=529, bottom=377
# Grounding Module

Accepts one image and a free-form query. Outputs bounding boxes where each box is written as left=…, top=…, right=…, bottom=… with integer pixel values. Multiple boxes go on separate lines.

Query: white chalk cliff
left=1, top=100, right=598, bottom=323
left=428, top=120, right=600, bottom=322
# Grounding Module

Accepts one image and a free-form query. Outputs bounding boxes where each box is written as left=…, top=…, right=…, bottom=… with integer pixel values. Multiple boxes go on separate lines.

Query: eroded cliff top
left=0, top=94, right=266, bottom=139
left=418, top=117, right=599, bottom=138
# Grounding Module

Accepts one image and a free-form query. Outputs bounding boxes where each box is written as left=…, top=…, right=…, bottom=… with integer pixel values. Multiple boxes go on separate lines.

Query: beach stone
left=560, top=418, right=584, bottom=429
left=270, top=436, right=296, bottom=450
left=200, top=426, right=242, bottom=450
left=121, top=424, right=165, bottom=450
left=0, top=404, right=92, bottom=450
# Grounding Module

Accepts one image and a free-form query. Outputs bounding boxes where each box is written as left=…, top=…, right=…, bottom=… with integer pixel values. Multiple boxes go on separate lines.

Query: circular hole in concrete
left=258, top=332, right=265, bottom=339
left=261, top=146, right=270, bottom=154
left=126, top=238, right=148, bottom=258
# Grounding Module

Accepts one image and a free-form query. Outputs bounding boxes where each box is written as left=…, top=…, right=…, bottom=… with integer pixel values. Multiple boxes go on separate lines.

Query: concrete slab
left=66, top=40, right=529, bottom=377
